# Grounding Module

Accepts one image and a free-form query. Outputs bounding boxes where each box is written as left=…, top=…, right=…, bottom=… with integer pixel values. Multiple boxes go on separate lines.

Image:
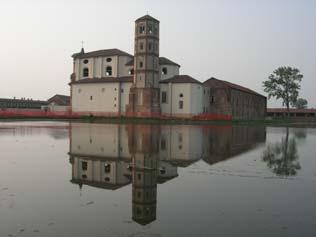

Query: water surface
left=0, top=122, right=315, bottom=237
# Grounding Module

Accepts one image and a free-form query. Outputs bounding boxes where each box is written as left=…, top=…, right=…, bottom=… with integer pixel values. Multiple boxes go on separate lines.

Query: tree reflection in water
left=262, top=128, right=301, bottom=177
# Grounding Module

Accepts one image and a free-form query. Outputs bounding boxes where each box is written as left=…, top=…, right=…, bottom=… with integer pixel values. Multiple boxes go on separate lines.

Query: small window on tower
left=90, top=96, right=93, bottom=100
left=162, top=67, right=167, bottom=75
left=83, top=68, right=89, bottom=77
left=179, top=93, right=183, bottom=98
left=81, top=161, right=88, bottom=171
left=140, top=42, right=144, bottom=50
left=178, top=133, right=183, bottom=142
left=148, top=43, right=152, bottom=51
left=161, top=138, right=166, bottom=150
left=148, top=25, right=153, bottom=34
left=104, top=163, right=111, bottom=173
left=129, top=69, right=134, bottom=75
left=83, top=59, right=89, bottom=64
left=139, top=25, right=145, bottom=34
left=106, top=58, right=112, bottom=62
left=139, top=61, right=143, bottom=68
left=106, top=66, right=112, bottom=76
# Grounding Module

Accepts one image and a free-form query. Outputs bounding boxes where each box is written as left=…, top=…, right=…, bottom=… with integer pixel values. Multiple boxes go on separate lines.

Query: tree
left=294, top=98, right=308, bottom=109
left=263, top=67, right=303, bottom=116
left=262, top=128, right=301, bottom=177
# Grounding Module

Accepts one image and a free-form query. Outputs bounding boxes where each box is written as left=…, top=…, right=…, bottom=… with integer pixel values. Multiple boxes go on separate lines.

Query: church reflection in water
left=68, top=123, right=266, bottom=225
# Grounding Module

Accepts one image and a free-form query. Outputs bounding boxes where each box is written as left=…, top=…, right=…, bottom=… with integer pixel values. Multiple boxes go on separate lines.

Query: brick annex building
left=69, top=15, right=266, bottom=120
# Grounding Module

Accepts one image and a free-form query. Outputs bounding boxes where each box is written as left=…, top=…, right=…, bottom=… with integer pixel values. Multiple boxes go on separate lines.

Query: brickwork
left=204, top=78, right=266, bottom=120
left=126, top=15, right=161, bottom=117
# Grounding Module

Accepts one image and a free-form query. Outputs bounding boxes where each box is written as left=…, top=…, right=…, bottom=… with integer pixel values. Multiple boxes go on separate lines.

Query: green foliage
left=263, top=66, right=303, bottom=111
left=293, top=98, right=308, bottom=109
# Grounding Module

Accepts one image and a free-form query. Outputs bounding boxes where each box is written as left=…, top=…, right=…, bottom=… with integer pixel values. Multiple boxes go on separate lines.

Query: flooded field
left=0, top=121, right=315, bottom=237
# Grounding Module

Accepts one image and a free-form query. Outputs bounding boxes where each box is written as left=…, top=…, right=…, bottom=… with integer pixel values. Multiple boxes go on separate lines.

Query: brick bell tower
left=126, top=15, right=161, bottom=117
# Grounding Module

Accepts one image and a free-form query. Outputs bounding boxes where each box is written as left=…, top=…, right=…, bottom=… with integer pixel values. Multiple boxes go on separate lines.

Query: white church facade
left=69, top=15, right=266, bottom=120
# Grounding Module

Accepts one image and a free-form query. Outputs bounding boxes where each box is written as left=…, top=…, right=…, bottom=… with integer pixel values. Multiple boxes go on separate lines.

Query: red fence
left=0, top=109, right=232, bottom=121
left=192, top=113, right=232, bottom=121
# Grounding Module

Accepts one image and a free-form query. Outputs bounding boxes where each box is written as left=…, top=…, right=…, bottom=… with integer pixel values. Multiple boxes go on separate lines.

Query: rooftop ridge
left=72, top=48, right=133, bottom=59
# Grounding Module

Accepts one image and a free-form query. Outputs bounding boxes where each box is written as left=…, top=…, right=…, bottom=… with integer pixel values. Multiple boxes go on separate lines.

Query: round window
left=83, top=59, right=89, bottom=64
left=106, top=58, right=112, bottom=62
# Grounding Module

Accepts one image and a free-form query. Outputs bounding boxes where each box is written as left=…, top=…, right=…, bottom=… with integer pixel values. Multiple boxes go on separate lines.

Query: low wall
left=267, top=116, right=316, bottom=123
left=0, top=109, right=77, bottom=118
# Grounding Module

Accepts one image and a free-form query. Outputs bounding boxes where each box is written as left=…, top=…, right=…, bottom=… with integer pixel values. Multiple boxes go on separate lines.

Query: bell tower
left=127, top=15, right=161, bottom=117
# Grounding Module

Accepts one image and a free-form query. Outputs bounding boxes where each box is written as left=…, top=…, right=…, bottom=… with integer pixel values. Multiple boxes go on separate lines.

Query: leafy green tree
left=294, top=98, right=308, bottom=109
left=263, top=67, right=303, bottom=115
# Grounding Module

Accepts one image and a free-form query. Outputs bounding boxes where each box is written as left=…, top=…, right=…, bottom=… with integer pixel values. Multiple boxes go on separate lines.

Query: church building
left=69, top=15, right=266, bottom=120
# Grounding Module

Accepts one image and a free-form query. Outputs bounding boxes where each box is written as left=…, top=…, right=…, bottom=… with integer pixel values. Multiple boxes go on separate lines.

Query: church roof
left=136, top=14, right=159, bottom=23
left=159, top=57, right=181, bottom=67
left=69, top=76, right=133, bottom=85
left=47, top=94, right=70, bottom=106
left=71, top=179, right=130, bottom=190
left=160, top=75, right=202, bottom=85
left=203, top=77, right=266, bottom=98
left=72, top=48, right=133, bottom=59
left=125, top=57, right=180, bottom=67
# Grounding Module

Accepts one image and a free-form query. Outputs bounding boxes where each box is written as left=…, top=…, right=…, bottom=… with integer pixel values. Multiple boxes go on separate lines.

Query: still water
left=0, top=122, right=315, bottom=237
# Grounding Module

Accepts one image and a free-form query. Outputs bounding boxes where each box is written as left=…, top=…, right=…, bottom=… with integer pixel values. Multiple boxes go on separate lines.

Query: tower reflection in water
left=69, top=123, right=266, bottom=225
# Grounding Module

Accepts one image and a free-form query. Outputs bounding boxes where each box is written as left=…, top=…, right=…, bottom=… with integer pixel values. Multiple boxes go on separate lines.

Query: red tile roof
left=70, top=76, right=133, bottom=85
left=204, top=77, right=266, bottom=98
left=160, top=75, right=202, bottom=84
left=47, top=94, right=70, bottom=106
left=72, top=48, right=133, bottom=59
left=136, top=15, right=159, bottom=23
left=125, top=57, right=180, bottom=67
left=159, top=57, right=180, bottom=67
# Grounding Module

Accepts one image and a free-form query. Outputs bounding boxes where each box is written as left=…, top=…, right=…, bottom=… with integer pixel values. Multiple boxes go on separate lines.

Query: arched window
left=83, top=68, right=89, bottom=77
left=139, top=25, right=145, bottom=34
left=148, top=25, right=153, bottom=34
left=129, top=69, right=134, bottom=75
left=106, top=66, right=112, bottom=76
left=162, top=67, right=167, bottom=75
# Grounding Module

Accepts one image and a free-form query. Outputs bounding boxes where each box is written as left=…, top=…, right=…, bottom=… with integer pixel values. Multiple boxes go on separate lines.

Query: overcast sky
left=1, top=0, right=315, bottom=107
